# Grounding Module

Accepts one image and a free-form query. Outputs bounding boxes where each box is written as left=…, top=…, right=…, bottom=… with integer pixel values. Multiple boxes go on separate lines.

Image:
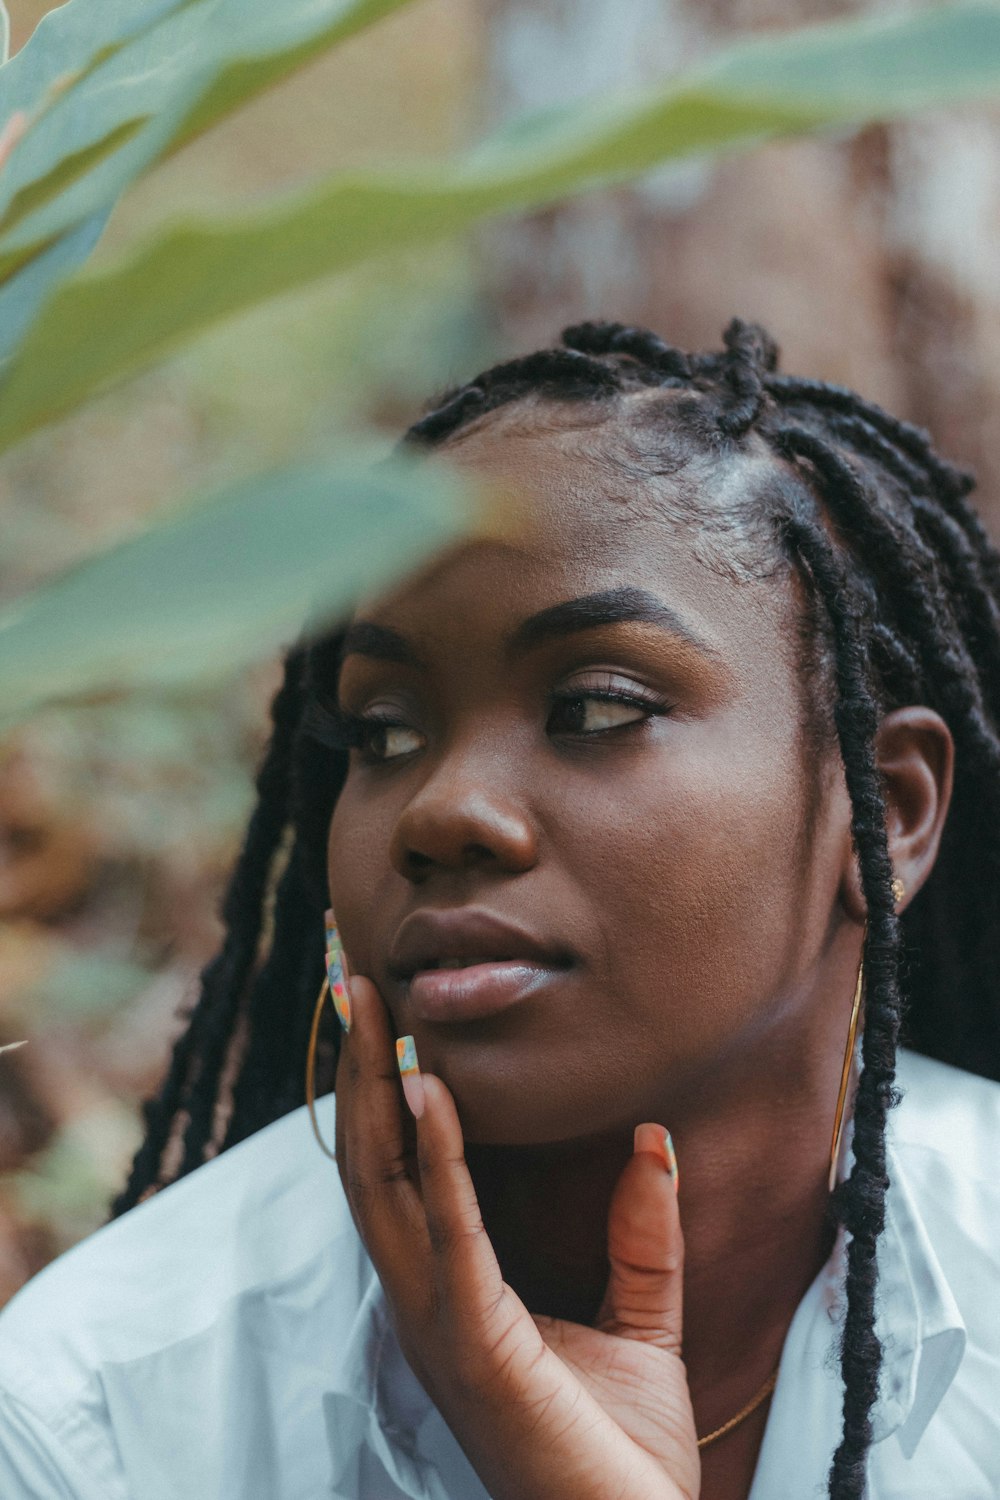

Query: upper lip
left=388, top=908, right=572, bottom=981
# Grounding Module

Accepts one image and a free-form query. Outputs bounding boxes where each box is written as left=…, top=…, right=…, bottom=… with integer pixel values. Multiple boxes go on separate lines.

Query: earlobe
left=839, top=706, right=954, bottom=919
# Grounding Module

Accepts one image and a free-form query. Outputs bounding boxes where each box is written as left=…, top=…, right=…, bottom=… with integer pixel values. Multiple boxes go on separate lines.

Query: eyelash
left=546, top=687, right=667, bottom=739
left=303, top=687, right=670, bottom=764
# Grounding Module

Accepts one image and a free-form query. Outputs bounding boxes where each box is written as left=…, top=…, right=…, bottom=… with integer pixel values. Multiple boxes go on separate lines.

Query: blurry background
left=1, top=0, right=998, bottom=1302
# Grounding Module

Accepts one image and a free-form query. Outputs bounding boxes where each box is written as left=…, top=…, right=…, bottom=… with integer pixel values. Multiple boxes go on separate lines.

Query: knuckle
left=343, top=1162, right=406, bottom=1216
left=426, top=1210, right=483, bottom=1260
left=343, top=1169, right=378, bottom=1216
left=417, top=1140, right=466, bottom=1179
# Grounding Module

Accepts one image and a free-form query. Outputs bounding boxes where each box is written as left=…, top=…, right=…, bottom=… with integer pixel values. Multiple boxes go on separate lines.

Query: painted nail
left=633, top=1123, right=679, bottom=1195
left=324, top=914, right=351, bottom=1033
left=664, top=1129, right=680, bottom=1196
left=396, top=1035, right=425, bottom=1119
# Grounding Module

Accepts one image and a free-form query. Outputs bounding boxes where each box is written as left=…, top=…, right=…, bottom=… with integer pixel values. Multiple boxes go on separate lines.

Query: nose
left=389, top=736, right=538, bottom=883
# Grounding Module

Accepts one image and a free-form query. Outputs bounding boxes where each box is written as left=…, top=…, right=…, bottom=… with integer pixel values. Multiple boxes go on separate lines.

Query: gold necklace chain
left=696, top=1367, right=779, bottom=1450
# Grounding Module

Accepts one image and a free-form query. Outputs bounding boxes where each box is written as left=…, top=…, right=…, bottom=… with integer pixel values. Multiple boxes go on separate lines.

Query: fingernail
left=396, top=1035, right=425, bottom=1119
left=664, top=1129, right=679, bottom=1195
left=324, top=913, right=351, bottom=1033
left=633, top=1124, right=679, bottom=1195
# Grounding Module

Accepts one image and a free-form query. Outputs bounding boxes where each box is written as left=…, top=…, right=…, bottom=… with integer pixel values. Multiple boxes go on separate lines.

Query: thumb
left=596, top=1124, right=684, bottom=1355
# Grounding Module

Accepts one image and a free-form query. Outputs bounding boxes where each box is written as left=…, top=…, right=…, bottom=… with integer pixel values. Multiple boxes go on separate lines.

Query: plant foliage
left=1, top=0, right=999, bottom=721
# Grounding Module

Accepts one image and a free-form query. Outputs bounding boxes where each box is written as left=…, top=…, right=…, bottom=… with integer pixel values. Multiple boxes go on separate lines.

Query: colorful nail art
left=396, top=1034, right=425, bottom=1119
left=324, top=909, right=352, bottom=1033
left=634, top=1123, right=680, bottom=1195
left=664, top=1129, right=679, bottom=1196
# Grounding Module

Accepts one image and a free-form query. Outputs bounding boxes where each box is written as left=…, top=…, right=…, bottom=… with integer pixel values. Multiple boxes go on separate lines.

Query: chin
left=439, top=1067, right=617, bottom=1149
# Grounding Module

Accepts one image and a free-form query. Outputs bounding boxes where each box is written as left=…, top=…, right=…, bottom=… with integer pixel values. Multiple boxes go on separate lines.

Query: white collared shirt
left=0, top=1048, right=996, bottom=1499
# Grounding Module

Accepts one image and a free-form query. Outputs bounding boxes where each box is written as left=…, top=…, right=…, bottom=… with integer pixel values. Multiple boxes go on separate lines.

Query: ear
left=839, top=706, right=954, bottom=922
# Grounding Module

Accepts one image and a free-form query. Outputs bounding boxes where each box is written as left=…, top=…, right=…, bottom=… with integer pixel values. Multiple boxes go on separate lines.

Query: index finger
left=334, top=975, right=430, bottom=1289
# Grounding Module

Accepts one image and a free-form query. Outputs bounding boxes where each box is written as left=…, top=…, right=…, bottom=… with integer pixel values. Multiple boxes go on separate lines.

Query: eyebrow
left=339, top=587, right=719, bottom=669
left=506, top=587, right=720, bottom=660
left=338, top=620, right=418, bottom=668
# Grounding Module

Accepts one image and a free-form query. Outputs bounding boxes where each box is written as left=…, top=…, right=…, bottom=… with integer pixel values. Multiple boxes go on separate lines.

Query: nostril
left=461, top=843, right=496, bottom=868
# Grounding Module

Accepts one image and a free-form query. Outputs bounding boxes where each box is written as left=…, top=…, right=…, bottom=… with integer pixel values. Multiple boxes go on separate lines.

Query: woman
left=0, top=320, right=997, bottom=1500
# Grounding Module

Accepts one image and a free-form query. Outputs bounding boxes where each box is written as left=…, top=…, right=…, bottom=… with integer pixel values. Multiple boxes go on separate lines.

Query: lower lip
left=406, top=961, right=564, bottom=1023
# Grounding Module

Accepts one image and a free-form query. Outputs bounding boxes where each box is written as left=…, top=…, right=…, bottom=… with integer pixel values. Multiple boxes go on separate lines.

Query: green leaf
left=0, top=444, right=474, bottom=723
left=0, top=0, right=189, bottom=120
left=1, top=2, right=999, bottom=453
left=0, top=0, right=417, bottom=359
left=0, top=211, right=106, bottom=357
left=0, top=2, right=417, bottom=265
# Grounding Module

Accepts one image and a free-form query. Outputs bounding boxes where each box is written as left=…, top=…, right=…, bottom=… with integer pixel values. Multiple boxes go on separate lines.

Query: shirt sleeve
left=0, top=1389, right=128, bottom=1500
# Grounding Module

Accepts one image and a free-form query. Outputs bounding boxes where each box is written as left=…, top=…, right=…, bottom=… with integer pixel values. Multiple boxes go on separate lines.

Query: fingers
left=335, top=981, right=511, bottom=1379
left=413, top=1073, right=507, bottom=1327
left=335, top=976, right=428, bottom=1292
left=597, top=1125, right=684, bottom=1355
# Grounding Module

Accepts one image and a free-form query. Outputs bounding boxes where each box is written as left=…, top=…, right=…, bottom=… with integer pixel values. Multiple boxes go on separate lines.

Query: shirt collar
left=870, top=1136, right=966, bottom=1457
left=815, top=1050, right=966, bottom=1453
left=750, top=1122, right=966, bottom=1498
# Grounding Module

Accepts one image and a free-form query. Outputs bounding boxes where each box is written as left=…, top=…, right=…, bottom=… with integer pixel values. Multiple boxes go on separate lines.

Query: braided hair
left=111, top=319, right=1000, bottom=1499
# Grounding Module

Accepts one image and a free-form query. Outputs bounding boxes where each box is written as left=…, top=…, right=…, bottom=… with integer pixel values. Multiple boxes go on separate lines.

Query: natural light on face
left=326, top=421, right=851, bottom=1147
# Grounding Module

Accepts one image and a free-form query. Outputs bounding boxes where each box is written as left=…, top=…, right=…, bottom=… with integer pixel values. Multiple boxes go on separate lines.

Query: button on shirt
left=0, top=1048, right=996, bottom=1499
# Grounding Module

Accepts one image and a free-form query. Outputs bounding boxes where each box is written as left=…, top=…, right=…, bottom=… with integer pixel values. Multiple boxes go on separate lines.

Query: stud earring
left=305, top=910, right=353, bottom=1161
left=891, top=876, right=905, bottom=906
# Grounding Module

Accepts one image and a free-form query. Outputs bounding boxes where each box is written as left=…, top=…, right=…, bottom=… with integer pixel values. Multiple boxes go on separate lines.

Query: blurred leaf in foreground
left=0, top=442, right=478, bottom=723
left=0, top=0, right=418, bottom=361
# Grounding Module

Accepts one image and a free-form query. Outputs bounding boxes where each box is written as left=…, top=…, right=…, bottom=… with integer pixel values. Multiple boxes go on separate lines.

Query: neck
left=463, top=1036, right=842, bottom=1465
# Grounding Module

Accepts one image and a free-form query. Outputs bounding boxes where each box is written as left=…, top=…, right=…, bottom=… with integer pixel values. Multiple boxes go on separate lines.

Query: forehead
left=350, top=414, right=798, bottom=681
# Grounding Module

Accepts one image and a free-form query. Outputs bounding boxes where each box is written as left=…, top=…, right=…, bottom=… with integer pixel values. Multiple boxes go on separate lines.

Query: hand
left=335, top=975, right=701, bottom=1500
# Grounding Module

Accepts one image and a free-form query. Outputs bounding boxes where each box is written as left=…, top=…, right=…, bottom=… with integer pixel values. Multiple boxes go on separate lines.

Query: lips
left=388, top=908, right=573, bottom=1023
left=388, top=908, right=571, bottom=982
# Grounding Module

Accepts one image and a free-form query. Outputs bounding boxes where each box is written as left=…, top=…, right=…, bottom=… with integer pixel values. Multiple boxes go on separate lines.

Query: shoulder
left=0, top=1093, right=365, bottom=1422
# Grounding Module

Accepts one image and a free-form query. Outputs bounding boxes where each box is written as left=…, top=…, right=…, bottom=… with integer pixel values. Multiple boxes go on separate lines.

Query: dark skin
left=328, top=409, right=954, bottom=1500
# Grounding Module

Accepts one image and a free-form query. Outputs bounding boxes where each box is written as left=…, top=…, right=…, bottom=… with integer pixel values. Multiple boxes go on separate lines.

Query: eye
left=351, top=714, right=424, bottom=763
left=546, top=683, right=667, bottom=737
left=300, top=696, right=424, bottom=764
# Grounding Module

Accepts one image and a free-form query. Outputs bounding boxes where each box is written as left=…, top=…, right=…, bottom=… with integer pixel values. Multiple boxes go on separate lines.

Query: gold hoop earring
left=306, top=912, right=353, bottom=1160
left=829, top=942, right=865, bottom=1193
left=306, top=975, right=337, bottom=1161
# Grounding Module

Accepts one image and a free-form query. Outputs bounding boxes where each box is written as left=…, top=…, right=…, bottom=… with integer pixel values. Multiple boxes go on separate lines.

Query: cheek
left=563, top=720, right=816, bottom=1057
left=326, top=785, right=395, bottom=971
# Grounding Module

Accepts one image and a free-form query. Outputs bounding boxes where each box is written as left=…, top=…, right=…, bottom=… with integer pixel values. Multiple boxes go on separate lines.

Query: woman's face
left=327, top=411, right=854, bottom=1145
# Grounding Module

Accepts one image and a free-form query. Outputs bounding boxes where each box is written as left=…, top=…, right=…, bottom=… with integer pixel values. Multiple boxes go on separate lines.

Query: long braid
left=223, top=635, right=350, bottom=1146
left=779, top=507, right=903, bottom=1499
left=220, top=839, right=320, bottom=1149
left=111, top=648, right=307, bottom=1213
left=774, top=428, right=1000, bottom=787
left=175, top=648, right=307, bottom=1175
